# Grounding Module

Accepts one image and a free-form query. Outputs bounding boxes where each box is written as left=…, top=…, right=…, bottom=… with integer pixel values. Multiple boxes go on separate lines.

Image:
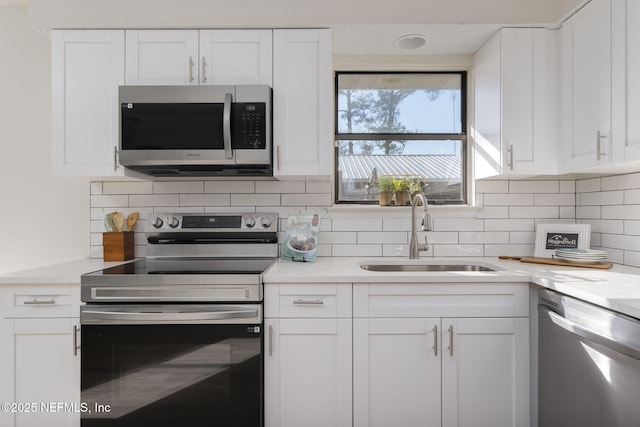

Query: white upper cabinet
left=612, top=0, right=640, bottom=163
left=273, top=29, right=332, bottom=178
left=474, top=28, right=558, bottom=179
left=199, top=30, right=272, bottom=85
left=125, top=29, right=272, bottom=86
left=52, top=30, right=126, bottom=176
left=125, top=30, right=199, bottom=85
left=558, top=0, right=612, bottom=172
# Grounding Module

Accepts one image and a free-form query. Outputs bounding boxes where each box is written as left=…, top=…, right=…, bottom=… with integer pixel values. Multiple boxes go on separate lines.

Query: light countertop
left=0, top=258, right=137, bottom=285
left=2, top=256, right=639, bottom=319
left=265, top=257, right=640, bottom=319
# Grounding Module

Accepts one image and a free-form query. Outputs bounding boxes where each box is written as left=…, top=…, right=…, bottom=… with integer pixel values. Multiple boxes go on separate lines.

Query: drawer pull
left=73, top=325, right=80, bottom=356
left=293, top=299, right=324, bottom=305
left=24, top=299, right=56, bottom=305
left=433, top=325, right=438, bottom=356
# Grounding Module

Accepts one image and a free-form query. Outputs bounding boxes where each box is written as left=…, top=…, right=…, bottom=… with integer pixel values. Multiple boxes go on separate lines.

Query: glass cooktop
left=89, top=258, right=276, bottom=276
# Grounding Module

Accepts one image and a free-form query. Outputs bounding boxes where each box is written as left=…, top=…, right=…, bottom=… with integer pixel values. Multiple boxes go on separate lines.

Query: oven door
left=80, top=304, right=263, bottom=427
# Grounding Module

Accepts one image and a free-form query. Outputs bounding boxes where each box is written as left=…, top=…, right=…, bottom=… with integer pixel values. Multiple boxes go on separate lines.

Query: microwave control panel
left=232, top=103, right=267, bottom=149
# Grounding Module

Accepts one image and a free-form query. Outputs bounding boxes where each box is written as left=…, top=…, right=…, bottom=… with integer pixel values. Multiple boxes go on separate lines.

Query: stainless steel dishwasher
left=538, top=289, right=640, bottom=427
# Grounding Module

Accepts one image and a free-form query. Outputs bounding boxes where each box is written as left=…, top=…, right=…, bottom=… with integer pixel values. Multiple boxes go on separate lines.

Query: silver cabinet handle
left=73, top=325, right=79, bottom=356
left=276, top=145, right=281, bottom=171
left=268, top=325, right=273, bottom=357
left=223, top=93, right=233, bottom=159
left=507, top=144, right=514, bottom=170
left=24, top=299, right=56, bottom=305
left=293, top=299, right=324, bottom=305
left=433, top=325, right=438, bottom=356
left=188, top=56, right=194, bottom=82
left=113, top=146, right=119, bottom=172
left=201, top=56, right=207, bottom=83
left=597, top=131, right=607, bottom=161
left=448, top=325, right=454, bottom=356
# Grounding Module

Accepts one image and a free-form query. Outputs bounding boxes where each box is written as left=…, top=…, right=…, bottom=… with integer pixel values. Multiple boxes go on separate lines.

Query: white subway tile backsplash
left=458, top=232, right=509, bottom=244
left=510, top=180, right=559, bottom=193
left=485, top=219, right=534, bottom=232
left=601, top=205, right=640, bottom=220
left=180, top=194, right=230, bottom=207
left=509, top=206, right=559, bottom=219
left=231, top=193, right=280, bottom=206
left=534, top=193, right=576, bottom=206
left=332, top=218, right=383, bottom=232
left=103, top=181, right=153, bottom=195
left=483, top=193, right=533, bottom=206
left=154, top=181, right=204, bottom=194
left=205, top=181, right=255, bottom=193
left=433, top=245, right=484, bottom=257
left=475, top=180, right=509, bottom=194
left=625, top=189, right=640, bottom=204
left=576, top=178, right=601, bottom=193
left=129, top=194, right=179, bottom=207
left=601, top=173, right=640, bottom=191
left=434, top=218, right=484, bottom=232
left=84, top=173, right=640, bottom=267
left=256, top=180, right=305, bottom=194
left=560, top=180, right=576, bottom=194
left=358, top=231, right=407, bottom=244
left=579, top=191, right=623, bottom=206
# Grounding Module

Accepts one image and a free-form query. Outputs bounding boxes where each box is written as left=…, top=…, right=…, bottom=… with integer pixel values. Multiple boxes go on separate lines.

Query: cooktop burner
left=88, top=258, right=276, bottom=276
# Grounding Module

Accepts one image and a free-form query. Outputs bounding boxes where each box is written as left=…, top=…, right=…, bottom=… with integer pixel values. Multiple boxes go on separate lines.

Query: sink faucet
left=409, top=193, right=432, bottom=259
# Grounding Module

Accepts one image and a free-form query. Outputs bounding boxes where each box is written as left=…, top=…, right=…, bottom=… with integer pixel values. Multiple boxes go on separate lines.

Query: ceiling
left=5, top=0, right=585, bottom=56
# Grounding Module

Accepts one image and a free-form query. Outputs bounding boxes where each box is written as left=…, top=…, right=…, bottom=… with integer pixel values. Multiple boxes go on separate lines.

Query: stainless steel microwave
left=118, top=85, right=272, bottom=177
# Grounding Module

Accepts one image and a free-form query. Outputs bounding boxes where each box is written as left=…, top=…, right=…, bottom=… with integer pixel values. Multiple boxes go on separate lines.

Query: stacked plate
left=554, top=249, right=608, bottom=264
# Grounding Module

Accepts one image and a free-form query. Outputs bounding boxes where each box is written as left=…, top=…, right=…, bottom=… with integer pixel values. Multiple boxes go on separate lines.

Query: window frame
left=333, top=70, right=468, bottom=205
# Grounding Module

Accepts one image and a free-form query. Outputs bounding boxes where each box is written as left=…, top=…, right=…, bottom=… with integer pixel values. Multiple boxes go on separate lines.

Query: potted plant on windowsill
left=393, top=177, right=411, bottom=206
left=377, top=176, right=394, bottom=206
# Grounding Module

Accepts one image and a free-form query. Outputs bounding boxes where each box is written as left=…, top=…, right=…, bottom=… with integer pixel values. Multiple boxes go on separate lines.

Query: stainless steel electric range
left=80, top=212, right=278, bottom=427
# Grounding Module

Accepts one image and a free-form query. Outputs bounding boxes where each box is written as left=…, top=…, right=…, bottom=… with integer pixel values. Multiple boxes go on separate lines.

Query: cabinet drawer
left=12, top=285, right=80, bottom=318
left=265, top=283, right=352, bottom=318
left=353, top=282, right=529, bottom=318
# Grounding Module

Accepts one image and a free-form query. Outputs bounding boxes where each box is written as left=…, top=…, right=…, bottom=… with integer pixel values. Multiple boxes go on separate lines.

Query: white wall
left=0, top=6, right=89, bottom=274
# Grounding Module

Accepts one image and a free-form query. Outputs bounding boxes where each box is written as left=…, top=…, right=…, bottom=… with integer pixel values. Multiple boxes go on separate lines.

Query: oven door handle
left=81, top=306, right=260, bottom=324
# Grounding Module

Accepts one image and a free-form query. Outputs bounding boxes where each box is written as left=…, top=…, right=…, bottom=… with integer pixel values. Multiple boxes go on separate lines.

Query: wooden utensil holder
left=103, top=231, right=134, bottom=261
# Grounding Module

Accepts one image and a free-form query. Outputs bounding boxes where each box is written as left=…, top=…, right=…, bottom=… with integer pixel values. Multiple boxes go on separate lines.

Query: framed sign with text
left=534, top=223, right=591, bottom=258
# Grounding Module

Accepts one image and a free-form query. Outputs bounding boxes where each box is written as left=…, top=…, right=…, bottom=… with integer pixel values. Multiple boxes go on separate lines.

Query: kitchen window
left=334, top=71, right=467, bottom=204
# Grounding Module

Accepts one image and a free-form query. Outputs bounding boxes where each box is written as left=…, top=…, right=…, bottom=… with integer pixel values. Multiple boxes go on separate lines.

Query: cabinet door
left=125, top=30, right=199, bottom=85
left=353, top=318, right=441, bottom=427
left=0, top=319, right=15, bottom=427
left=273, top=29, right=332, bottom=178
left=13, top=318, right=80, bottom=427
left=441, top=318, right=529, bottom=427
left=612, top=0, right=640, bottom=163
left=51, top=30, right=125, bottom=176
left=199, top=30, right=272, bottom=85
left=559, top=0, right=612, bottom=171
left=264, top=318, right=352, bottom=427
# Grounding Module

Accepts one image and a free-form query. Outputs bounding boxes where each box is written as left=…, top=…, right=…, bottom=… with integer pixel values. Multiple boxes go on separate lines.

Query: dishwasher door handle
left=541, top=306, right=640, bottom=360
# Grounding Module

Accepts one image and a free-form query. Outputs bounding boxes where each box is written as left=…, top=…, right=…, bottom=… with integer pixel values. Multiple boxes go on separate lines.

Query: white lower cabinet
left=353, top=282, right=530, bottom=427
left=0, top=285, right=81, bottom=427
left=264, top=283, right=352, bottom=427
left=353, top=318, right=442, bottom=427
left=13, top=318, right=80, bottom=427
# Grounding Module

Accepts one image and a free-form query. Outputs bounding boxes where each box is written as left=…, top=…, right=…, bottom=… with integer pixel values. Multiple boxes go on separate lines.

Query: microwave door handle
left=223, top=92, right=233, bottom=159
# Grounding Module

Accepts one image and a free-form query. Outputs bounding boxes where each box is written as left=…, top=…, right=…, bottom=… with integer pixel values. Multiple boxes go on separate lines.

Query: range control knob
left=168, top=217, right=180, bottom=228
left=260, top=216, right=272, bottom=228
left=152, top=217, right=164, bottom=229
left=244, top=217, right=256, bottom=228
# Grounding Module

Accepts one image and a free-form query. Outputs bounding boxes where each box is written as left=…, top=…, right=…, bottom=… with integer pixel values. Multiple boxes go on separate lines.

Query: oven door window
left=81, top=324, right=263, bottom=427
left=121, top=103, right=224, bottom=150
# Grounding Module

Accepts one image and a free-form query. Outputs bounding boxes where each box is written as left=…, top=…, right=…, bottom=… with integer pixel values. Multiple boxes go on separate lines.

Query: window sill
left=327, top=204, right=481, bottom=218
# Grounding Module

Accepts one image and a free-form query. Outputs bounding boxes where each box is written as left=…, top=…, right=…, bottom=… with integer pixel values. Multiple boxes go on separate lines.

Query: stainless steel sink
left=360, top=264, right=496, bottom=272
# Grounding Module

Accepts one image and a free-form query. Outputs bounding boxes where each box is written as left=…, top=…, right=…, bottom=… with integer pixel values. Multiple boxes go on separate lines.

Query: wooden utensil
left=126, top=212, right=139, bottom=231
left=112, top=212, right=125, bottom=232
left=104, top=212, right=116, bottom=232
left=519, top=256, right=612, bottom=269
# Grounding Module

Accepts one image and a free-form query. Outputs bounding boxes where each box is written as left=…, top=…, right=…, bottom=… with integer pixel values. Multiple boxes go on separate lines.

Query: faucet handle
left=419, top=236, right=429, bottom=252
left=422, top=212, right=433, bottom=231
